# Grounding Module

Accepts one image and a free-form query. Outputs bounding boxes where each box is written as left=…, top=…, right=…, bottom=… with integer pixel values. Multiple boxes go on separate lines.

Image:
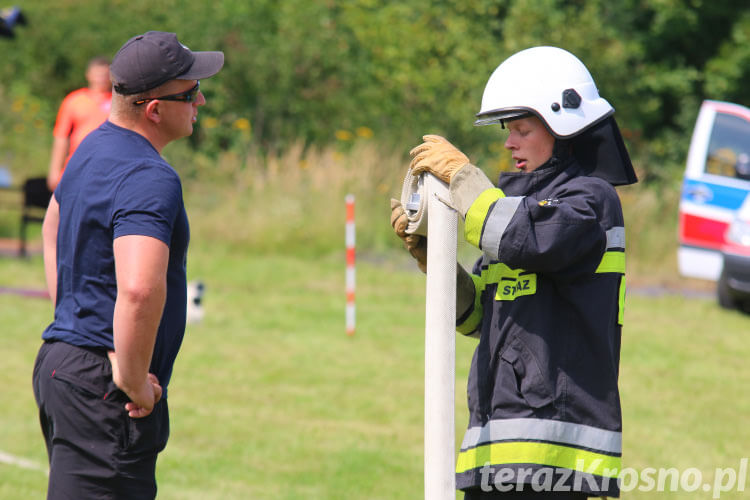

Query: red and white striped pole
left=345, top=194, right=356, bottom=336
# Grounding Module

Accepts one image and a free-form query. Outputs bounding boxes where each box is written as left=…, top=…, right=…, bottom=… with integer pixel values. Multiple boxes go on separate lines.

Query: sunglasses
left=133, top=81, right=200, bottom=106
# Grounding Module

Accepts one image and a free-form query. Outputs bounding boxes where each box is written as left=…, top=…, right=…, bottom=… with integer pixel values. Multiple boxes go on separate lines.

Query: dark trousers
left=464, top=487, right=593, bottom=499
left=32, top=341, right=169, bottom=500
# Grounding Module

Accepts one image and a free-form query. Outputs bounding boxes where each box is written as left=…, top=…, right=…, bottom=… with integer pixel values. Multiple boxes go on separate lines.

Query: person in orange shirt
left=46, top=57, right=112, bottom=191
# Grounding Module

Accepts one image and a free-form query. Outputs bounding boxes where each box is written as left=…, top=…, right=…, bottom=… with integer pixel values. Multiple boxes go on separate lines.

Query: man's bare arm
left=42, top=196, right=59, bottom=304
left=111, top=234, right=168, bottom=418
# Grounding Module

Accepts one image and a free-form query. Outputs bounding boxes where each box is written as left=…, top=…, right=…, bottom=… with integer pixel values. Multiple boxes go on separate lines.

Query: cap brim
left=180, top=51, right=224, bottom=80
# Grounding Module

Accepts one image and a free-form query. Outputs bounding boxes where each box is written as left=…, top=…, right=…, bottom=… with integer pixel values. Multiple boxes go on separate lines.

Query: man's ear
left=144, top=100, right=161, bottom=124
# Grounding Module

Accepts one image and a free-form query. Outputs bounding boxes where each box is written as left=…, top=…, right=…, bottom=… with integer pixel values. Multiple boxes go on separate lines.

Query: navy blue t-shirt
left=43, top=120, right=189, bottom=393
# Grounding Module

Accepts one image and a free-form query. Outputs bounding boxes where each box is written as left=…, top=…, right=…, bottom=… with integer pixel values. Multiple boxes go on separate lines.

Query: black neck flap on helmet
left=570, top=116, right=638, bottom=186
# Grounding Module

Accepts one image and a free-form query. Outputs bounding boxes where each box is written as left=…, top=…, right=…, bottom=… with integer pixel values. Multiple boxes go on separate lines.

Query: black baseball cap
left=110, top=31, right=224, bottom=95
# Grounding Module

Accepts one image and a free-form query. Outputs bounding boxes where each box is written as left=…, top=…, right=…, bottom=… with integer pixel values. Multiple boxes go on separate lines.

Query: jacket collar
left=497, top=156, right=579, bottom=196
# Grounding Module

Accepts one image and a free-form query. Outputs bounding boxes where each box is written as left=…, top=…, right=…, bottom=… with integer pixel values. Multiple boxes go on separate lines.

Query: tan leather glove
left=409, top=134, right=470, bottom=184
left=390, top=198, right=427, bottom=273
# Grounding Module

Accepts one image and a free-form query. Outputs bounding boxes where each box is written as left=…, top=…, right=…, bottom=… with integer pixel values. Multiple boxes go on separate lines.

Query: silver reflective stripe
left=460, top=418, right=622, bottom=454
left=606, top=227, right=625, bottom=250
left=480, top=196, right=525, bottom=259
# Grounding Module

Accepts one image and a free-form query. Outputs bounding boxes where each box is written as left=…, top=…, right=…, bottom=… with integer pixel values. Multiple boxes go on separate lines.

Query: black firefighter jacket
left=454, top=156, right=625, bottom=497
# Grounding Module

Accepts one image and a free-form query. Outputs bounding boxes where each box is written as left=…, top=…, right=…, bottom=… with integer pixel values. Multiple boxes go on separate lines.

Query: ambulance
left=679, top=100, right=750, bottom=312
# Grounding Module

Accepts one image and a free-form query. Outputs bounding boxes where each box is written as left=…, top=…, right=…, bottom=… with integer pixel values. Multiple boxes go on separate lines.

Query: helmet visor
left=474, top=108, right=533, bottom=127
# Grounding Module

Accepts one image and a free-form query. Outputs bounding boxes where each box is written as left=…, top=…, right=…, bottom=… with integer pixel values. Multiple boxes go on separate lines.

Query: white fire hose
left=401, top=170, right=457, bottom=500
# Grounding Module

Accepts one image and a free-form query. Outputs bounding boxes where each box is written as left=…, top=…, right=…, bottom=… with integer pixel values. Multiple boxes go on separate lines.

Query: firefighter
left=391, top=46, right=637, bottom=498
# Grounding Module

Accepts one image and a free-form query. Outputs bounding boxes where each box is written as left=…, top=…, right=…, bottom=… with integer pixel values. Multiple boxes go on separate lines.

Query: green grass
left=1, top=242, right=749, bottom=499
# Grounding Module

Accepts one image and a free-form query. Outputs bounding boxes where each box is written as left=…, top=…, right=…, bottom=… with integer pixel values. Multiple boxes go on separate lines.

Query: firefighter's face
left=504, top=116, right=555, bottom=173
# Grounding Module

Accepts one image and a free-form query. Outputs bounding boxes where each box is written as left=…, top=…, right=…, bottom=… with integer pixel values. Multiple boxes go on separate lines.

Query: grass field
left=0, top=139, right=747, bottom=499
left=1, top=238, right=749, bottom=499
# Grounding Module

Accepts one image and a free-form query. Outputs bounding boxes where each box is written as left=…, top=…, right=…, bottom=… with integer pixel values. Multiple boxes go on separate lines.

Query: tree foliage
left=2, top=0, right=750, bottom=182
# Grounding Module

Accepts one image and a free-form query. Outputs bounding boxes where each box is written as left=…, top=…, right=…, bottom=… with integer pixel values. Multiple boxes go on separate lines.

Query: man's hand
left=108, top=350, right=162, bottom=418
left=409, top=134, right=469, bottom=184
left=125, top=373, right=162, bottom=418
left=390, top=198, right=427, bottom=273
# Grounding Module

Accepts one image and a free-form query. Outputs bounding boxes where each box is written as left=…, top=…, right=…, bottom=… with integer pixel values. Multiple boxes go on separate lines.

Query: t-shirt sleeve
left=112, top=164, right=183, bottom=246
left=52, top=93, right=76, bottom=139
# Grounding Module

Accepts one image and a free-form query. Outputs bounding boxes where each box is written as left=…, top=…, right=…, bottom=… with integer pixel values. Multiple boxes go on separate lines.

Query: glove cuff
left=449, top=164, right=495, bottom=217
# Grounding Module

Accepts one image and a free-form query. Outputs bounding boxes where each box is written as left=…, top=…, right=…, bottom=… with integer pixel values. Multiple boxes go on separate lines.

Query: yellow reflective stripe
left=473, top=262, right=538, bottom=303
left=457, top=307, right=483, bottom=335
left=456, top=441, right=621, bottom=478
left=595, top=251, right=626, bottom=325
left=457, top=274, right=484, bottom=335
left=465, top=188, right=505, bottom=248
left=495, top=273, right=536, bottom=301
left=618, top=276, right=626, bottom=326
left=595, top=251, right=625, bottom=273
left=482, top=263, right=504, bottom=288
left=480, top=262, right=516, bottom=288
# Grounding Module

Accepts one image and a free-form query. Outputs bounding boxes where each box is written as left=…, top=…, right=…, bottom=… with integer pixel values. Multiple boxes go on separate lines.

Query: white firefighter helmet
left=475, top=46, right=614, bottom=138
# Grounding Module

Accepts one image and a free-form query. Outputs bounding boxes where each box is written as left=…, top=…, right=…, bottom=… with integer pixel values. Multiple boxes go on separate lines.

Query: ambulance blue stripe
left=681, top=179, right=749, bottom=210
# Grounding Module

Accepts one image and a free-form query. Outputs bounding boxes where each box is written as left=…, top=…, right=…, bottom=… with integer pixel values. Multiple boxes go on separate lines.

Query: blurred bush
left=1, top=0, right=748, bottom=185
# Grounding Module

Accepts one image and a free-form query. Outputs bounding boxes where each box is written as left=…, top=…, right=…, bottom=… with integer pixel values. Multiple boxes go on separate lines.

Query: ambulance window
left=706, top=112, right=750, bottom=180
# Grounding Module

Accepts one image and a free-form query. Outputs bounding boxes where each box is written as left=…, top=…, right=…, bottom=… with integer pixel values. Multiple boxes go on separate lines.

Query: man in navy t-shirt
left=33, top=31, right=223, bottom=499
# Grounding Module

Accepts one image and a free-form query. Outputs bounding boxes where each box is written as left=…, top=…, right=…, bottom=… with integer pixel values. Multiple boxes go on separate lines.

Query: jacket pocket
left=499, top=337, right=554, bottom=409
